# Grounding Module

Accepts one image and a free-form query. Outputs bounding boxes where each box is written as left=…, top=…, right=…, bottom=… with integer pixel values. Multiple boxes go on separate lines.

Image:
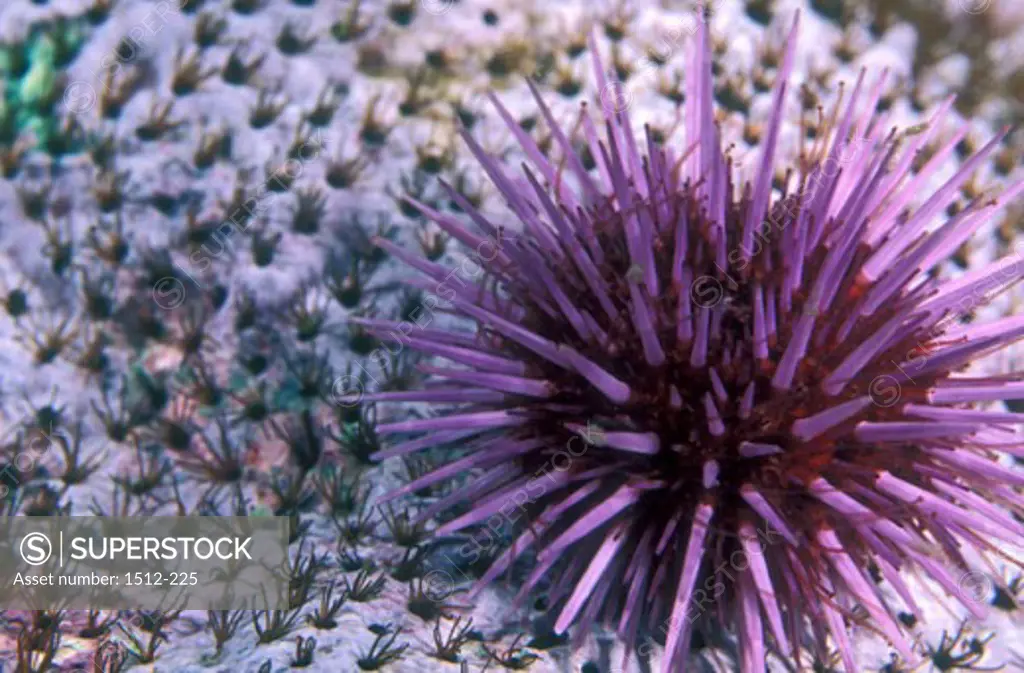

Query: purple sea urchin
left=359, top=13, right=1024, bottom=673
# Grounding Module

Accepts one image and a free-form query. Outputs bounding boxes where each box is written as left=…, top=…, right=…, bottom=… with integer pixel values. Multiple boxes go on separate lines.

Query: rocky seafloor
left=0, top=0, right=1022, bottom=671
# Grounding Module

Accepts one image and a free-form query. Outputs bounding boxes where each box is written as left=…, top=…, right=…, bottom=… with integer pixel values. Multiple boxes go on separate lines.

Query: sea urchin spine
left=358, top=11, right=1024, bottom=673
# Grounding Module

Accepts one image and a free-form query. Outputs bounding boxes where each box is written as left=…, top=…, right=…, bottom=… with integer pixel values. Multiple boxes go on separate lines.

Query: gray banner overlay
left=0, top=517, right=290, bottom=610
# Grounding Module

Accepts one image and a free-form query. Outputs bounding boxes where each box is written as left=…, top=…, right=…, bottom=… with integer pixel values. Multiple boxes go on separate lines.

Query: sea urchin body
left=360, top=12, right=1024, bottom=673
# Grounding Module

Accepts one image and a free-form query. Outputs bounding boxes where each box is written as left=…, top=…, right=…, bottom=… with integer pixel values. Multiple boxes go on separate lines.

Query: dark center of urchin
left=488, top=180, right=943, bottom=558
